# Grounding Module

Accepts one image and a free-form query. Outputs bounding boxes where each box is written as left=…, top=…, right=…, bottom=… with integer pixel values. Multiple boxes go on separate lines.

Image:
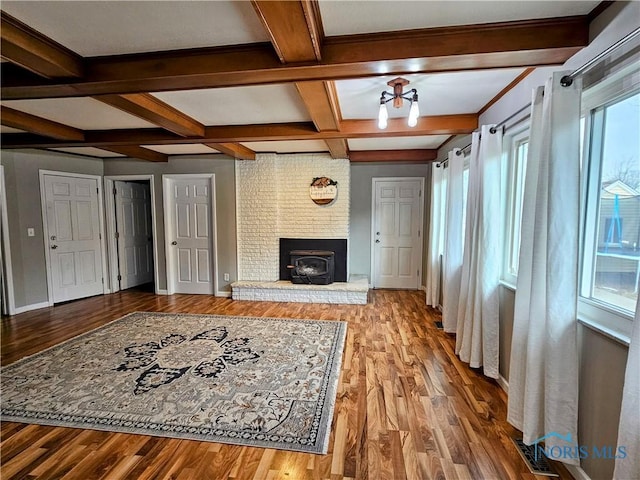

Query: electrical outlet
left=224, top=273, right=230, bottom=281
left=27, top=228, right=35, bottom=237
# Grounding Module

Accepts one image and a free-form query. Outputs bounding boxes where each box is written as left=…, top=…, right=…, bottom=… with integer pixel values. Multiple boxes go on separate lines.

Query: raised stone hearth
left=231, top=276, right=368, bottom=305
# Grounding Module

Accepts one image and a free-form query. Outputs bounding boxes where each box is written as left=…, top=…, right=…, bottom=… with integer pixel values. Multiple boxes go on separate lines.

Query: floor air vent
left=511, top=438, right=558, bottom=477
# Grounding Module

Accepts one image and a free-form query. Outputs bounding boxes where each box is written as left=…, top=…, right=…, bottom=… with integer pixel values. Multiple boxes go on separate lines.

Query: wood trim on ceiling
left=1, top=17, right=589, bottom=100
left=100, top=145, right=168, bottom=163
left=1, top=114, right=477, bottom=149
left=251, top=0, right=322, bottom=62
left=478, top=67, right=536, bottom=115
left=204, top=142, right=256, bottom=160
left=93, top=93, right=205, bottom=137
left=1, top=106, right=84, bottom=141
left=349, top=149, right=438, bottom=163
left=0, top=11, right=83, bottom=78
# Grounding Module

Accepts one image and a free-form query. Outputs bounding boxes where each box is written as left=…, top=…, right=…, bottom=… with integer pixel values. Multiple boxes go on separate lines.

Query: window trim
left=501, top=122, right=529, bottom=286
left=578, top=86, right=639, bottom=338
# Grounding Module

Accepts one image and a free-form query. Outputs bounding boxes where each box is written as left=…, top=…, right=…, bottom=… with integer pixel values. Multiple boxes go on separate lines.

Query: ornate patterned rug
left=1, top=312, right=347, bottom=454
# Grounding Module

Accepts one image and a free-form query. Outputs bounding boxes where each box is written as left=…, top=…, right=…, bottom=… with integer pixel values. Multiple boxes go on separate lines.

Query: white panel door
left=372, top=179, right=423, bottom=289
left=114, top=181, right=153, bottom=290
left=167, top=177, right=214, bottom=294
left=44, top=174, right=103, bottom=303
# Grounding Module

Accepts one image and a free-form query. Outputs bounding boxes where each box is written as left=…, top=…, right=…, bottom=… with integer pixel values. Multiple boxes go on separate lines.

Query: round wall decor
left=309, top=177, right=338, bottom=205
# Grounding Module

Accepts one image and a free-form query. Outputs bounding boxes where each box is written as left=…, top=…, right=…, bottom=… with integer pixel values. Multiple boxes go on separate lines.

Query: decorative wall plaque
left=309, top=177, right=338, bottom=205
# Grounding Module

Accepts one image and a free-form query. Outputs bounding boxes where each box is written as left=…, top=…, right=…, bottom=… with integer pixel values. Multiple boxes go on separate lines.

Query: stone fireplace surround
left=232, top=153, right=367, bottom=304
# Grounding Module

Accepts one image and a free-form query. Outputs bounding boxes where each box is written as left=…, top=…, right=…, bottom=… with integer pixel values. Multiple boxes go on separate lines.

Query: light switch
left=27, top=228, right=35, bottom=237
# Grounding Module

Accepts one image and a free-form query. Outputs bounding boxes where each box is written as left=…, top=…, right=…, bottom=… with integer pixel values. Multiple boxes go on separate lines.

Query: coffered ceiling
left=0, top=0, right=601, bottom=163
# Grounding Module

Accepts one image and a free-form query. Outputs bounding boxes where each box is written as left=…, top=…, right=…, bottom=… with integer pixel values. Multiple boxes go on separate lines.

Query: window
left=581, top=87, right=639, bottom=328
left=502, top=126, right=529, bottom=286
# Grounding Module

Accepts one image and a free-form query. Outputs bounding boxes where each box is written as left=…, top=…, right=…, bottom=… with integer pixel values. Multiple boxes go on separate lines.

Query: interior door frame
left=104, top=175, right=160, bottom=294
left=370, top=176, right=425, bottom=289
left=0, top=165, right=16, bottom=315
left=162, top=174, right=218, bottom=296
left=39, top=170, right=108, bottom=305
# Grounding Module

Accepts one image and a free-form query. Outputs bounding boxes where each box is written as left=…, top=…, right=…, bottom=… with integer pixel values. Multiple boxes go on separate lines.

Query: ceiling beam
left=349, top=149, right=438, bottom=163
left=0, top=11, right=83, bottom=78
left=94, top=93, right=205, bottom=137
left=205, top=142, right=256, bottom=160
left=251, top=0, right=322, bottom=62
left=100, top=145, right=168, bottom=162
left=0, top=114, right=477, bottom=149
left=252, top=1, right=350, bottom=158
left=1, top=106, right=84, bottom=141
left=1, top=17, right=588, bottom=100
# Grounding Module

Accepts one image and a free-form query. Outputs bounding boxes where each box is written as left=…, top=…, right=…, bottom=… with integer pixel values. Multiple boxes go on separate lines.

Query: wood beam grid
left=0, top=114, right=477, bottom=149
left=1, top=17, right=588, bottom=100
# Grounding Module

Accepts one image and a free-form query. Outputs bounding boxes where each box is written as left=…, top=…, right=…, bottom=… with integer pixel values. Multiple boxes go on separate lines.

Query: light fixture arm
left=377, top=77, right=419, bottom=129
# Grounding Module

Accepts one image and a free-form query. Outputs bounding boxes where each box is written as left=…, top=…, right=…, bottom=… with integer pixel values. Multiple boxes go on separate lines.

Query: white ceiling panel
left=241, top=140, right=329, bottom=153
left=143, top=144, right=219, bottom=155
left=319, top=1, right=599, bottom=36
left=152, top=85, right=311, bottom=125
left=1, top=1, right=270, bottom=56
left=336, top=69, right=525, bottom=120
left=49, top=147, right=125, bottom=158
left=3, top=98, right=157, bottom=130
left=348, top=136, right=451, bottom=151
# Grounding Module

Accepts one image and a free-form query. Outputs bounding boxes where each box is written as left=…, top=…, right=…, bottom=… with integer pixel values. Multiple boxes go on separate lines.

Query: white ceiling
left=152, top=85, right=312, bottom=126
left=319, top=1, right=600, bottom=36
left=3, top=97, right=157, bottom=130
left=50, top=147, right=125, bottom=158
left=348, top=136, right=452, bottom=151
left=0, top=1, right=601, bottom=159
left=0, top=1, right=270, bottom=56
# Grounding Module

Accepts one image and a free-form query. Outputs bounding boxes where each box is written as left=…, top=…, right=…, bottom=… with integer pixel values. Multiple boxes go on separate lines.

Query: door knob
left=171, top=241, right=177, bottom=245
left=51, top=244, right=58, bottom=249
left=50, top=235, right=56, bottom=241
left=376, top=232, right=380, bottom=236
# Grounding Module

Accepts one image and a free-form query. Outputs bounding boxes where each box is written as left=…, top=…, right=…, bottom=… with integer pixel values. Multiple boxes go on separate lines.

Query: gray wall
left=103, top=155, right=237, bottom=293
left=467, top=4, right=638, bottom=478
left=349, top=162, right=431, bottom=285
left=0, top=149, right=104, bottom=308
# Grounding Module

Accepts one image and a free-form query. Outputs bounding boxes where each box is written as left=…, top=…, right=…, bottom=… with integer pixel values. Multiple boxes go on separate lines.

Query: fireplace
left=288, top=250, right=335, bottom=285
left=280, top=238, right=347, bottom=283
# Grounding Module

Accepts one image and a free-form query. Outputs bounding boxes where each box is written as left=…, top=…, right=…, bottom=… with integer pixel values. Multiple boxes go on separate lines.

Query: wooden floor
left=1, top=289, right=572, bottom=480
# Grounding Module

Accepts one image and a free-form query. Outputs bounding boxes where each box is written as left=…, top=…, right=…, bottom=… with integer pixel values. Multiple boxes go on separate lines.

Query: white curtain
left=614, top=297, right=639, bottom=479
left=442, top=148, right=465, bottom=333
left=507, top=71, right=582, bottom=465
left=455, top=126, right=502, bottom=379
left=426, top=163, right=445, bottom=307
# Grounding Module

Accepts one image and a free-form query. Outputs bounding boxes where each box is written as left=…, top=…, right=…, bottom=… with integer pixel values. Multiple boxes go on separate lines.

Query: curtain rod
left=561, top=27, right=640, bottom=87
left=435, top=28, right=640, bottom=169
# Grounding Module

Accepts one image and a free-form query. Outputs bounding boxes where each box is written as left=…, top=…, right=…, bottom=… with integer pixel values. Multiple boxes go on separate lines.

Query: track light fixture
left=377, top=77, right=419, bottom=129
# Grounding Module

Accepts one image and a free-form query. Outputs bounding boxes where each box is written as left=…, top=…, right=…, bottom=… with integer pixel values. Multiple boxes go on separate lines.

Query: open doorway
left=104, top=175, right=159, bottom=294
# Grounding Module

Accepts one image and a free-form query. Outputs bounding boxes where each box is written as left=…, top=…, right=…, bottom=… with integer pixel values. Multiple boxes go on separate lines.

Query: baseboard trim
left=497, top=374, right=509, bottom=394
left=216, top=291, right=232, bottom=298
left=565, top=463, right=591, bottom=480
left=155, top=289, right=169, bottom=295
left=13, top=301, right=51, bottom=315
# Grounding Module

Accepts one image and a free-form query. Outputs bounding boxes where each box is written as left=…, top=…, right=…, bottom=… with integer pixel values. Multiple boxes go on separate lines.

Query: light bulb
left=408, top=100, right=419, bottom=127
left=378, top=103, right=388, bottom=130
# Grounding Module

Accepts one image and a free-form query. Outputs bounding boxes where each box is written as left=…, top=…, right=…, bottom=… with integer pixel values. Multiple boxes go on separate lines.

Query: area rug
left=1, top=312, right=347, bottom=454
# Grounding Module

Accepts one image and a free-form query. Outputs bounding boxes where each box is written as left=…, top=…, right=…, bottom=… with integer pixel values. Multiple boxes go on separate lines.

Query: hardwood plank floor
left=1, top=289, right=572, bottom=479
